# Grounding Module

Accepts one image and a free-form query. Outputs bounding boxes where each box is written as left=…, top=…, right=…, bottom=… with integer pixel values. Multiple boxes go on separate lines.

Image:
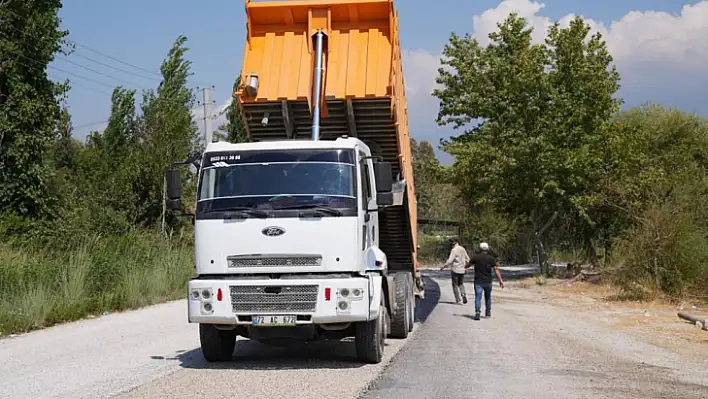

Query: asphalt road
left=1, top=267, right=706, bottom=399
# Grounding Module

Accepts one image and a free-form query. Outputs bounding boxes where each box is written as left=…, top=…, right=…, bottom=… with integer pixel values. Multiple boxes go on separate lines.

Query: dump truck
left=165, top=0, right=420, bottom=364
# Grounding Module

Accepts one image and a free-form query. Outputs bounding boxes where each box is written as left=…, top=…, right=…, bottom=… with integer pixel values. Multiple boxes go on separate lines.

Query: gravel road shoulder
left=0, top=301, right=196, bottom=399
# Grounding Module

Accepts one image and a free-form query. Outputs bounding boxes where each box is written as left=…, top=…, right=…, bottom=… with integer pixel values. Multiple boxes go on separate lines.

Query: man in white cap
left=440, top=236, right=470, bottom=305
left=468, top=242, right=504, bottom=320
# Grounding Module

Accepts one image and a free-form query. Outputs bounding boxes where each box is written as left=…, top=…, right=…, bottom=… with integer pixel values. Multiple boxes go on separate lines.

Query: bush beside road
left=0, top=231, right=193, bottom=336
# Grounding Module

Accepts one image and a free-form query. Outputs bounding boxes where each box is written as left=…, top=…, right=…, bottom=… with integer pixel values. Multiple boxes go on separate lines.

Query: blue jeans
left=474, top=282, right=492, bottom=315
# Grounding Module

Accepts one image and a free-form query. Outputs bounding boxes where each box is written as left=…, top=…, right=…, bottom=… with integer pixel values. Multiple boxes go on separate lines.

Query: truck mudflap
left=413, top=262, right=425, bottom=299
left=187, top=275, right=384, bottom=326
left=414, top=275, right=425, bottom=299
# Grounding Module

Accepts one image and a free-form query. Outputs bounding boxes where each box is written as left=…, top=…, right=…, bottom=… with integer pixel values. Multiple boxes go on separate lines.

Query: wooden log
left=678, top=312, right=708, bottom=331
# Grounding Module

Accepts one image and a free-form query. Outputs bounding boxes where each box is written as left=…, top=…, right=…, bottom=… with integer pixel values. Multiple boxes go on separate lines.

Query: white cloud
left=472, top=0, right=551, bottom=45
left=604, top=3, right=708, bottom=69
left=401, top=0, right=708, bottom=100
left=400, top=0, right=708, bottom=163
left=499, top=0, right=707, bottom=71
left=469, top=0, right=708, bottom=70
left=401, top=49, right=441, bottom=97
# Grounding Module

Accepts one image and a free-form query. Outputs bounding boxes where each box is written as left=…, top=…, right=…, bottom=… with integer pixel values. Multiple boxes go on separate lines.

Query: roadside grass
left=0, top=231, right=194, bottom=335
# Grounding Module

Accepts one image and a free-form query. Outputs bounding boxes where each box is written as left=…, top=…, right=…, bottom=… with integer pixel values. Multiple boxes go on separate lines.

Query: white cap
left=480, top=242, right=489, bottom=250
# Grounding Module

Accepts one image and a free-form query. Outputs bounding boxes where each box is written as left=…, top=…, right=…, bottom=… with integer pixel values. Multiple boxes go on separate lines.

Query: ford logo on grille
left=262, top=226, right=286, bottom=237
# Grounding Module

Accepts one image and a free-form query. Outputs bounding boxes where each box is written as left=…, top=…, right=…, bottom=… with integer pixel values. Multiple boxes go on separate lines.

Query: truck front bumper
left=187, top=275, right=382, bottom=326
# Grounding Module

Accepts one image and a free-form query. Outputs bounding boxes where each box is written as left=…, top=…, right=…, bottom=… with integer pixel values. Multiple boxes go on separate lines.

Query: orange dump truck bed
left=235, top=0, right=418, bottom=274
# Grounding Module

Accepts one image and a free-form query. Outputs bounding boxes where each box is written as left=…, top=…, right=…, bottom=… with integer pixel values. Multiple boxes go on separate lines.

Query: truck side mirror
left=165, top=168, right=183, bottom=211
left=373, top=161, right=392, bottom=193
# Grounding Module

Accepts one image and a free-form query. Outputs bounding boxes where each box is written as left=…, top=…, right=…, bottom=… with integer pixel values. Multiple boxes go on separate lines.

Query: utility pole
left=200, top=86, right=214, bottom=145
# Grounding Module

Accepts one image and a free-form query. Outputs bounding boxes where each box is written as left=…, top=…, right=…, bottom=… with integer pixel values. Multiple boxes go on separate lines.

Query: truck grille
left=230, top=285, right=319, bottom=313
left=227, top=255, right=322, bottom=268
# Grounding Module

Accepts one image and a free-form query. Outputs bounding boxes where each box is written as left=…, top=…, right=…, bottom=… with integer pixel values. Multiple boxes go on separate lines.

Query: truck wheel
left=355, top=295, right=386, bottom=364
left=389, top=273, right=410, bottom=339
left=199, top=323, right=236, bottom=362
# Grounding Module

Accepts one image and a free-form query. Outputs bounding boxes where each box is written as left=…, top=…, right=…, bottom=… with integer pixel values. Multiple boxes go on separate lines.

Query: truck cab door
left=358, top=150, right=377, bottom=251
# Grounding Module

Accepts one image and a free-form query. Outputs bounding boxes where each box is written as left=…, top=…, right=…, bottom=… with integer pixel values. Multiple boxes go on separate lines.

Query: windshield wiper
left=218, top=206, right=269, bottom=219
left=276, top=203, right=344, bottom=216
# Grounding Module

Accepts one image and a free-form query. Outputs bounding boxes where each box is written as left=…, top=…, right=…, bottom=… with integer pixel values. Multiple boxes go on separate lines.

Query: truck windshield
left=196, top=149, right=357, bottom=215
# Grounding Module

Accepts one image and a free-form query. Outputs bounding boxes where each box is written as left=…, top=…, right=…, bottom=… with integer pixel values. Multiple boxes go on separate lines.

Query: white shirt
left=445, top=243, right=470, bottom=274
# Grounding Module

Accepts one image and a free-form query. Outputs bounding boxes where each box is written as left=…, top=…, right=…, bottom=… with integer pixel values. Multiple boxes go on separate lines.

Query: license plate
left=252, top=315, right=297, bottom=326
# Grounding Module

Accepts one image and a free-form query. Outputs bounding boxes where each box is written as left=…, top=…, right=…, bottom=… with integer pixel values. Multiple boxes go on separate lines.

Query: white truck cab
left=165, top=137, right=415, bottom=363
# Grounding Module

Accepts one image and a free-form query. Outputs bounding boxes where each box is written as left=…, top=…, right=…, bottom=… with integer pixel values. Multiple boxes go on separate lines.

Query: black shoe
left=473, top=312, right=480, bottom=321
left=462, top=295, right=468, bottom=304
left=485, top=312, right=491, bottom=318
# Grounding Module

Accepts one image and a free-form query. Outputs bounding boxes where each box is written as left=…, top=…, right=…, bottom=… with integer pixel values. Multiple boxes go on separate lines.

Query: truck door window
left=360, top=158, right=372, bottom=210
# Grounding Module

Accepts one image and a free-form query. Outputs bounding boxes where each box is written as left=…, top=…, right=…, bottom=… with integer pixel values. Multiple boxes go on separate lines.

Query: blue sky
left=57, top=0, right=708, bottom=164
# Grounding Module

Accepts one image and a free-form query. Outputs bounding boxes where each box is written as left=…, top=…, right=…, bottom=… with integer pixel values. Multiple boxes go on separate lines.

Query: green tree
left=53, top=105, right=78, bottom=173
left=603, top=105, right=708, bottom=295
left=102, top=86, right=137, bottom=158
left=434, top=14, right=549, bottom=219
left=410, top=138, right=462, bottom=222
left=544, top=17, right=622, bottom=262
left=217, top=75, right=247, bottom=143
left=0, top=0, right=69, bottom=218
left=134, top=35, right=199, bottom=227
left=74, top=87, right=140, bottom=228
left=411, top=138, right=440, bottom=219
left=433, top=14, right=621, bottom=267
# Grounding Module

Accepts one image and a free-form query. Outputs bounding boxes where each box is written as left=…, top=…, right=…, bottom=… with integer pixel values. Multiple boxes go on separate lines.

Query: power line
left=14, top=53, right=207, bottom=112
left=50, top=66, right=113, bottom=89
left=72, top=120, right=109, bottom=130
left=50, top=76, right=114, bottom=96
left=7, top=48, right=217, bottom=110
left=66, top=39, right=163, bottom=78
left=0, top=32, right=117, bottom=89
left=64, top=39, right=216, bottom=88
left=0, top=31, right=146, bottom=90
left=69, top=52, right=162, bottom=82
left=55, top=55, right=146, bottom=89
left=0, top=6, right=162, bottom=78
left=1, top=7, right=212, bottom=88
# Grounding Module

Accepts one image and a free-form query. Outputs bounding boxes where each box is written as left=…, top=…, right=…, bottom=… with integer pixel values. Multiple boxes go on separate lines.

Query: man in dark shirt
left=467, top=242, right=504, bottom=320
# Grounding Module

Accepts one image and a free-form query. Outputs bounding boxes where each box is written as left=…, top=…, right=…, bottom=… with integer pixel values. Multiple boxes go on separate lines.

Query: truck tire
left=355, top=295, right=386, bottom=364
left=389, top=273, right=410, bottom=339
left=199, top=323, right=237, bottom=362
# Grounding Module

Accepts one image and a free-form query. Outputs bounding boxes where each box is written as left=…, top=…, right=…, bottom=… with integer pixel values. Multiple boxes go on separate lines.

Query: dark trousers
left=451, top=272, right=466, bottom=303
left=474, top=282, right=492, bottom=315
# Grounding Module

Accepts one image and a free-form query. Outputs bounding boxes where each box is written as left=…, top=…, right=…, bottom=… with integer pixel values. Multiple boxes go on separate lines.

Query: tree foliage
left=0, top=8, right=215, bottom=334
left=434, top=14, right=622, bottom=264
left=0, top=0, right=69, bottom=218
left=0, top=32, right=201, bottom=240
left=53, top=105, right=78, bottom=173
left=426, top=13, right=708, bottom=295
left=217, top=75, right=248, bottom=143
left=133, top=34, right=199, bottom=225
